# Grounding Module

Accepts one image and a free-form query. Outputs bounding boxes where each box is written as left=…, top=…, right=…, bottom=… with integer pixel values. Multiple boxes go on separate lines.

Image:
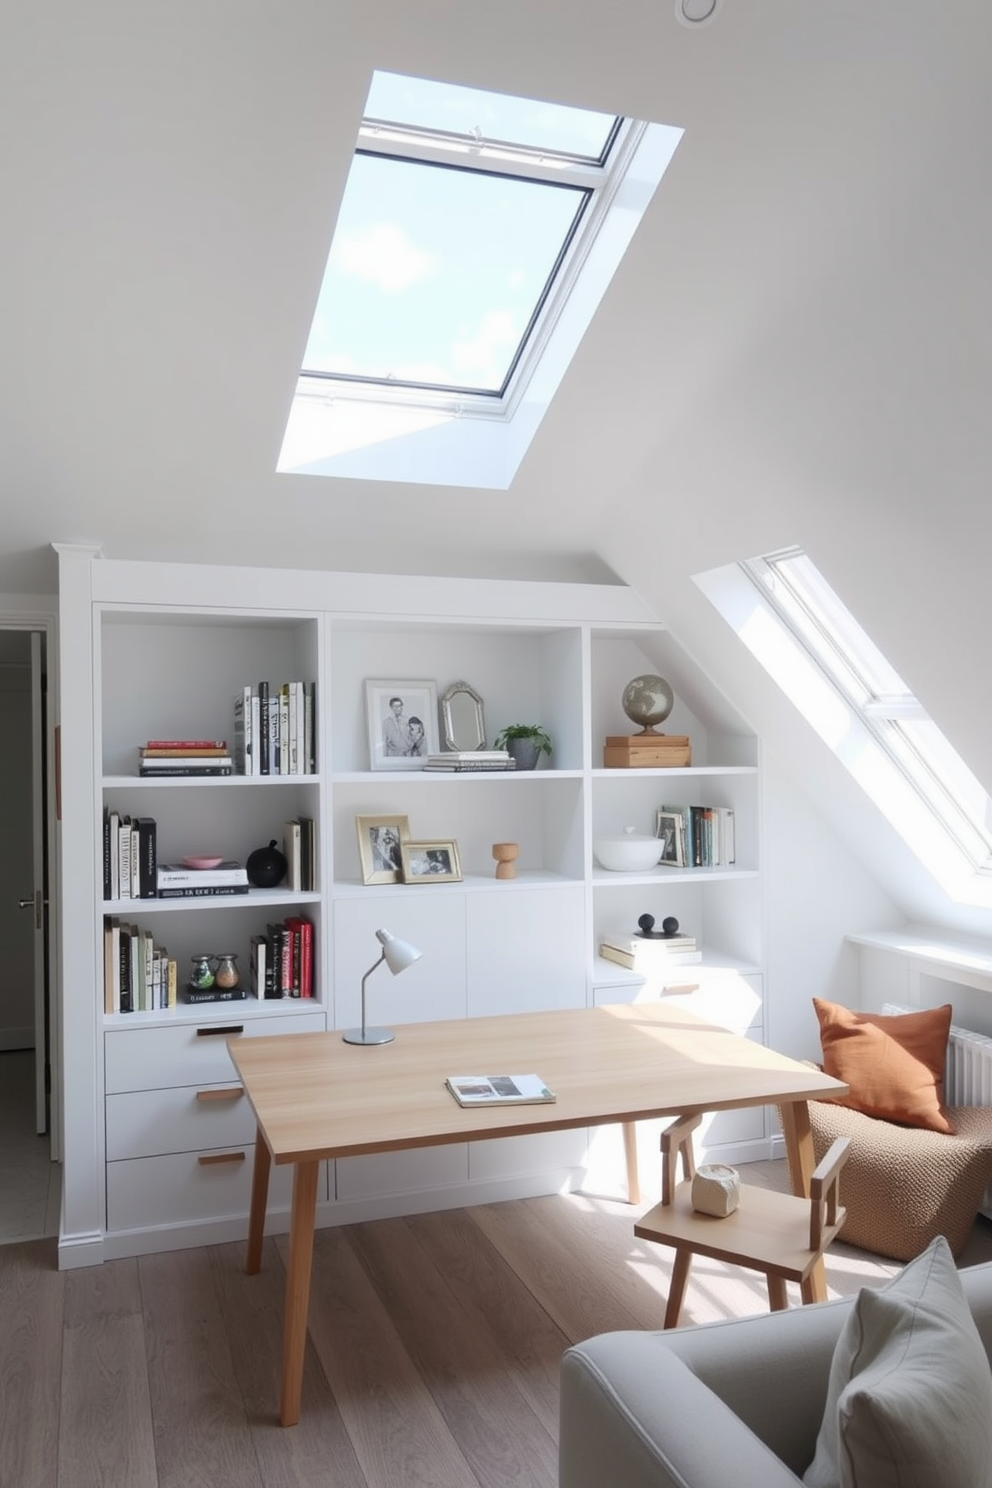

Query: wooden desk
left=229, top=1002, right=846, bottom=1425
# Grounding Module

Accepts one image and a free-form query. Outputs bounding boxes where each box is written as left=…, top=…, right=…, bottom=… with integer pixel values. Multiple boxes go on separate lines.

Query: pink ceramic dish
left=181, top=855, right=224, bottom=870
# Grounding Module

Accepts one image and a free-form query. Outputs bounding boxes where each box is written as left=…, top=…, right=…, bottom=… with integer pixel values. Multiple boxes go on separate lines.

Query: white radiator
left=883, top=1003, right=992, bottom=1218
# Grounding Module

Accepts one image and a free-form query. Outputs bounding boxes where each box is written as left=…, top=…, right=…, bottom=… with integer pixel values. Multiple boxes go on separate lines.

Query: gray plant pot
left=507, top=738, right=543, bottom=771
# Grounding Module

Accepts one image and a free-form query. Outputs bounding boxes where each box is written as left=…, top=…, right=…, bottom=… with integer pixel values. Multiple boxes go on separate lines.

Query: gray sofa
left=559, top=1259, right=992, bottom=1488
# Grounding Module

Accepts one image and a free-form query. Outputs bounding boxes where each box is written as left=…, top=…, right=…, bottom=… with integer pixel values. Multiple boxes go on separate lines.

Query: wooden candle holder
left=492, top=842, right=519, bottom=880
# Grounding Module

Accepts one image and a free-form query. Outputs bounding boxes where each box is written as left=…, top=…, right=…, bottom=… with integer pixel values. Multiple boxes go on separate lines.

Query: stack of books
left=423, top=751, right=515, bottom=772
left=138, top=740, right=233, bottom=777
left=156, top=860, right=249, bottom=898
left=598, top=929, right=702, bottom=972
left=103, top=810, right=157, bottom=899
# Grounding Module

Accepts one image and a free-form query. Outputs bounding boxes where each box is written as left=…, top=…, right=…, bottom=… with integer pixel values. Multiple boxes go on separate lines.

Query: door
left=0, top=631, right=48, bottom=1133
left=29, top=633, right=47, bottom=1132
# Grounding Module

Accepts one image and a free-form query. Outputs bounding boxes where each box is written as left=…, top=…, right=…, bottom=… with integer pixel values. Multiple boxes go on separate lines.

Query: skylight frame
left=742, top=548, right=992, bottom=876
left=297, top=94, right=637, bottom=417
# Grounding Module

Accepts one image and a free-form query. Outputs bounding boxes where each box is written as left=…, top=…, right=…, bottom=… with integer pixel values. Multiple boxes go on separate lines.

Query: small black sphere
left=661, top=916, right=680, bottom=937
left=246, top=839, right=287, bottom=889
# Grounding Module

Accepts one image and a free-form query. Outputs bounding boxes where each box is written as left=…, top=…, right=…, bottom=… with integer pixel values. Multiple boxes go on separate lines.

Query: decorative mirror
left=440, top=680, right=486, bottom=752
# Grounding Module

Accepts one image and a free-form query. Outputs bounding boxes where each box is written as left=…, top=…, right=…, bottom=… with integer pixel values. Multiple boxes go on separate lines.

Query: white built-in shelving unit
left=56, top=547, right=767, bottom=1266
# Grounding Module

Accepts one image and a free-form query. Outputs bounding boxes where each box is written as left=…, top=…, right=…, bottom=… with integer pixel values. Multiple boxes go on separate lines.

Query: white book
left=118, top=821, right=132, bottom=900
left=279, top=686, right=290, bottom=775
left=294, top=680, right=305, bottom=775
left=156, top=861, right=248, bottom=886
left=250, top=691, right=261, bottom=776
left=446, top=1074, right=556, bottom=1107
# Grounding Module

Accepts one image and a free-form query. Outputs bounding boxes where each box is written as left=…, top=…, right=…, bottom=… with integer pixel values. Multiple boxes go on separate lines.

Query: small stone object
left=691, top=1164, right=741, bottom=1218
left=492, top=842, right=519, bottom=880
left=621, top=674, right=675, bottom=735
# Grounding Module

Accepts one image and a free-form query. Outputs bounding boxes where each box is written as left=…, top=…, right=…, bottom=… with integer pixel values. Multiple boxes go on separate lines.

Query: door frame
left=0, top=599, right=60, bottom=1161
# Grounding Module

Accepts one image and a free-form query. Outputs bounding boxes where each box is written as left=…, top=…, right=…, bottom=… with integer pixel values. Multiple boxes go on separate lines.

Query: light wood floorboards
left=4, top=1170, right=992, bottom=1488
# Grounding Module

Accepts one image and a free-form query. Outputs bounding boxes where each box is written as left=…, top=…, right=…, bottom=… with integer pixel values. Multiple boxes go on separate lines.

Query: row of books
left=249, top=916, right=315, bottom=999
left=138, top=740, right=233, bottom=777
left=103, top=917, right=177, bottom=1013
left=234, top=682, right=317, bottom=776
left=284, top=817, right=316, bottom=891
left=103, top=811, right=157, bottom=899
left=658, top=804, right=736, bottom=868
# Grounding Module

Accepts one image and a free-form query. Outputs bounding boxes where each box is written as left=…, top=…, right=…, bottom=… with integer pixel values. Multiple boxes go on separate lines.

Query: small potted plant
left=492, top=723, right=553, bottom=771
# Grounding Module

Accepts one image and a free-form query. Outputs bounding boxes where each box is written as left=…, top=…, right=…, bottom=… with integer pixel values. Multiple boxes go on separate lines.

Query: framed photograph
left=400, top=839, right=463, bottom=884
left=365, top=679, right=439, bottom=771
left=356, top=813, right=411, bottom=885
left=655, top=809, right=686, bottom=867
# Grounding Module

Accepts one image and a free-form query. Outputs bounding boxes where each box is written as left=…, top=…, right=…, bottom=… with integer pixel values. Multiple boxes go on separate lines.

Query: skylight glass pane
left=766, top=551, right=909, bottom=702
left=365, top=71, right=618, bottom=161
left=743, top=549, right=992, bottom=874
left=302, top=154, right=586, bottom=393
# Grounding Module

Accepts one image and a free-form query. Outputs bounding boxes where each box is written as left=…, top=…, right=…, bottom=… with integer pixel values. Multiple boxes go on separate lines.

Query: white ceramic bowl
left=594, top=829, right=662, bottom=872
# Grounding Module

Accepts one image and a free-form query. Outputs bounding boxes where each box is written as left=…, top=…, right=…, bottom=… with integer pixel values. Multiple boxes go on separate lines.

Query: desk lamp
left=343, top=927, right=423, bottom=1045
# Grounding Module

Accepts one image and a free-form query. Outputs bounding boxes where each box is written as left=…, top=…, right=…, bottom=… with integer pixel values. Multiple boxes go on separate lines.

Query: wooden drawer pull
left=196, top=1087, right=244, bottom=1102
left=196, top=1025, right=244, bottom=1038
left=198, top=1151, right=246, bottom=1167
left=661, top=983, right=700, bottom=995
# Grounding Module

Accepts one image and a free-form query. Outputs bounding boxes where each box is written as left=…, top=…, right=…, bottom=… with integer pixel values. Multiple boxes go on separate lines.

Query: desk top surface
left=228, top=1002, right=847, bottom=1164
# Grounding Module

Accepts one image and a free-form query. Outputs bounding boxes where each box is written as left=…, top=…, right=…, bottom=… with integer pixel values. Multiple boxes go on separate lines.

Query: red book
left=144, top=739, right=227, bottom=750
left=285, top=916, right=314, bottom=999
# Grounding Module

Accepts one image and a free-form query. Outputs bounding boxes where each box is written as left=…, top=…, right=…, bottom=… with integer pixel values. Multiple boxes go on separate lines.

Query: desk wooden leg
left=779, top=1099, right=814, bottom=1197
left=779, top=1101, right=827, bottom=1302
left=622, top=1122, right=640, bottom=1205
left=280, top=1159, right=319, bottom=1428
left=246, top=1126, right=271, bottom=1275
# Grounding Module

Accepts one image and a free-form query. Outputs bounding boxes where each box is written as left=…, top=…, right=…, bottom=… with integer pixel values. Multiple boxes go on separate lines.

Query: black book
left=157, top=884, right=250, bottom=899
left=102, top=808, right=112, bottom=900
left=138, top=765, right=233, bottom=777
left=299, top=816, right=315, bottom=892
left=258, top=680, right=270, bottom=774
left=118, top=925, right=133, bottom=1014
left=183, top=986, right=249, bottom=1004
left=304, top=680, right=316, bottom=773
left=136, top=817, right=157, bottom=898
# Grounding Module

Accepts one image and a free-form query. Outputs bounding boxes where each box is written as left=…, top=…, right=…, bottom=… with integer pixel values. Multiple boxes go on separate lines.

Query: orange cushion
left=813, top=999, right=955, bottom=1134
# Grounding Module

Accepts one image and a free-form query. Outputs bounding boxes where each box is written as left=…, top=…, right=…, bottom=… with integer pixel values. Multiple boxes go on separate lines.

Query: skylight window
left=278, top=72, right=682, bottom=488
left=697, top=548, right=992, bottom=906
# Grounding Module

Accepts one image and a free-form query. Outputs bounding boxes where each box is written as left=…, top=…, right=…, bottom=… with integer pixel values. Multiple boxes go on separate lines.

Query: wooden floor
left=4, top=1169, right=992, bottom=1488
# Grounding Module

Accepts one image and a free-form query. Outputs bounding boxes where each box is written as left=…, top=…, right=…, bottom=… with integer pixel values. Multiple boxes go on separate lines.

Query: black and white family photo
left=365, top=679, right=438, bottom=770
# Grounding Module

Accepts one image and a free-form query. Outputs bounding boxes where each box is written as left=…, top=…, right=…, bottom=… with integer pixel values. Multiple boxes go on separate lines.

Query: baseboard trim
left=57, top=1230, right=106, bottom=1270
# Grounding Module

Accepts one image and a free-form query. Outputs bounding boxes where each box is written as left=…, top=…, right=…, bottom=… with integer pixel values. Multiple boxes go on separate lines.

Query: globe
left=621, top=673, right=675, bottom=734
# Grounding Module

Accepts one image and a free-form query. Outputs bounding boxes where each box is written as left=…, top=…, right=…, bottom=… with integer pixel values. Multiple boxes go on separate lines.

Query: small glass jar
left=214, top=953, right=240, bottom=990
left=189, top=954, right=215, bottom=990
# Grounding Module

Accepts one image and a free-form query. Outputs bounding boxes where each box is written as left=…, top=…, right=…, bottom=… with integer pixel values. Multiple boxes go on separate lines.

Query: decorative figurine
left=214, top=953, right=240, bottom=990
left=636, top=913, right=682, bottom=940
left=492, top=842, right=519, bottom=880
left=189, top=954, right=216, bottom=990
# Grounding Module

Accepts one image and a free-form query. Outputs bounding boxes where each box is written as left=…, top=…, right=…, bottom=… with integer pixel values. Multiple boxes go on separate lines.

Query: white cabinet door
left=332, top=891, right=467, bottom=1030
left=466, top=886, right=586, bottom=1017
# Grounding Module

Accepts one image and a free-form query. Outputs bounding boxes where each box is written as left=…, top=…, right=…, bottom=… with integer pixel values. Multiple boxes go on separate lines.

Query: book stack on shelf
left=598, top=928, right=702, bottom=973
left=234, top=681, right=316, bottom=776
left=283, top=817, right=316, bottom=890
left=156, top=860, right=249, bottom=899
left=661, top=804, right=736, bottom=868
left=138, top=740, right=233, bottom=777
left=103, top=810, right=157, bottom=900
left=103, top=917, right=177, bottom=1013
left=423, top=751, right=515, bottom=772
left=250, top=915, right=315, bottom=999
left=603, top=733, right=691, bottom=768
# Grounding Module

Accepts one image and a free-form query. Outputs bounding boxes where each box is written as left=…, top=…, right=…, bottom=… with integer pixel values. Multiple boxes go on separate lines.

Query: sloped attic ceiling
left=1, top=0, right=987, bottom=602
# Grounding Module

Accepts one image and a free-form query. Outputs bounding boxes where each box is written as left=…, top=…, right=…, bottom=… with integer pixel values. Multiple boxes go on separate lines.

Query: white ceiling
left=1, top=3, right=989, bottom=760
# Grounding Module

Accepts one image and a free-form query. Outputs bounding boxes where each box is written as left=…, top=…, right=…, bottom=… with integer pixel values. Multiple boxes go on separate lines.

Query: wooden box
left=603, top=734, right=692, bottom=768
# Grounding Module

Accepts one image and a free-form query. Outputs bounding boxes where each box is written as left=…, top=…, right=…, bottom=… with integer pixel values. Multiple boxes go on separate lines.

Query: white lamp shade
left=376, top=927, right=423, bottom=975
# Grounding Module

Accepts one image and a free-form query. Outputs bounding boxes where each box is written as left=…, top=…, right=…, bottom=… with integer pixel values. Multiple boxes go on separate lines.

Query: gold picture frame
left=399, top=839, right=462, bottom=884
left=355, top=813, right=411, bottom=885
